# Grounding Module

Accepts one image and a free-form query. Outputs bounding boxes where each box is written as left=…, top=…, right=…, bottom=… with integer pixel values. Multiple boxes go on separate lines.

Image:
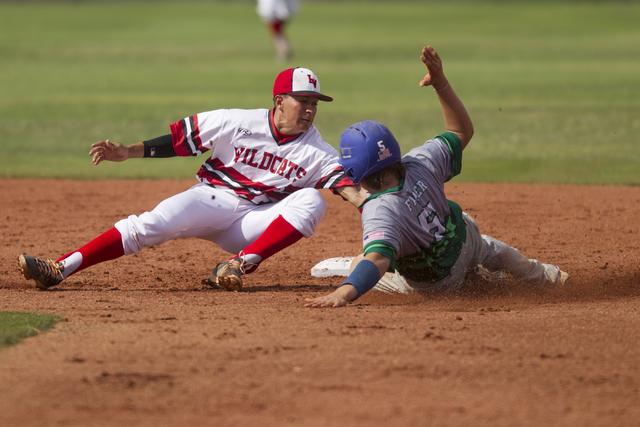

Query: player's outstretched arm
left=305, top=252, right=391, bottom=308
left=419, top=45, right=474, bottom=149
left=335, top=185, right=368, bottom=208
left=89, top=140, right=144, bottom=165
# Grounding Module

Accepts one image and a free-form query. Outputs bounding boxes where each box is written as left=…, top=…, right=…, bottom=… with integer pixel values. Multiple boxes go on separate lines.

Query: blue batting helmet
left=338, top=120, right=401, bottom=185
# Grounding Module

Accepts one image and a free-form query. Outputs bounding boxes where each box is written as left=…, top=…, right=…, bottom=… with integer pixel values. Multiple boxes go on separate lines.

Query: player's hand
left=304, top=293, right=348, bottom=308
left=304, top=284, right=357, bottom=308
left=304, top=286, right=355, bottom=308
left=89, top=140, right=129, bottom=165
left=335, top=185, right=368, bottom=208
left=419, top=45, right=449, bottom=91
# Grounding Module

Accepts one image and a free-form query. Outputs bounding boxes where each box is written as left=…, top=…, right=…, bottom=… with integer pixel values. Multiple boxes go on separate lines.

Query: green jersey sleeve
left=434, top=132, right=463, bottom=181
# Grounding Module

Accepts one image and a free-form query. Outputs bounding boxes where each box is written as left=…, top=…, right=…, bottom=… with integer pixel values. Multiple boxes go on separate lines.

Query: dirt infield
left=1, top=178, right=639, bottom=426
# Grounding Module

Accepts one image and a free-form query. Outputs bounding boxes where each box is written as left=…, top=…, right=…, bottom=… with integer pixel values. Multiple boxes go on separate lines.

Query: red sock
left=238, top=215, right=303, bottom=273
left=57, top=227, right=125, bottom=275
left=269, top=20, right=284, bottom=36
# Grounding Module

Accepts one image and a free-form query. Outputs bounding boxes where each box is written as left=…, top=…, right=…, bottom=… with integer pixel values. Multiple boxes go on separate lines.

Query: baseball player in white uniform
left=256, top=0, right=298, bottom=60
left=305, top=45, right=569, bottom=308
left=19, top=67, right=364, bottom=291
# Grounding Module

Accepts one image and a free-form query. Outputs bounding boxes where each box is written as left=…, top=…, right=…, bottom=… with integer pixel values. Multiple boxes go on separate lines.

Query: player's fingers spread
left=307, top=300, right=331, bottom=308
left=428, top=49, right=442, bottom=65
left=423, top=56, right=437, bottom=69
left=425, top=47, right=442, bottom=66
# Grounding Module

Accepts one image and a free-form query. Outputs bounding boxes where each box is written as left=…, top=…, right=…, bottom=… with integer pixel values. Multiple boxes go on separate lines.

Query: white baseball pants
left=115, top=183, right=326, bottom=256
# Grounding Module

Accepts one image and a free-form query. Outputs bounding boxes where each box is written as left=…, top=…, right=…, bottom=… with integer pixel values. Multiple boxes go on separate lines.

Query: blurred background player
left=19, top=67, right=364, bottom=291
left=305, top=45, right=569, bottom=308
left=257, top=0, right=298, bottom=60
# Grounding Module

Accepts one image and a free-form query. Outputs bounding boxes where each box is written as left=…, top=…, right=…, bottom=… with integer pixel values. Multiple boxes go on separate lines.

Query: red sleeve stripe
left=169, top=120, right=189, bottom=156
left=170, top=115, right=206, bottom=156
left=332, top=176, right=356, bottom=188
left=316, top=168, right=351, bottom=189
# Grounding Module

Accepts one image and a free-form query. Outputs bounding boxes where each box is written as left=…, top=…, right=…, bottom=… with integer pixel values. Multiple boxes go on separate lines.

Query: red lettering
left=295, top=168, right=307, bottom=181
left=233, top=148, right=304, bottom=183
left=234, top=147, right=245, bottom=163
left=241, top=148, right=251, bottom=163
left=284, top=161, right=298, bottom=179
left=307, top=75, right=317, bottom=88
left=259, top=152, right=273, bottom=170
left=276, top=159, right=288, bottom=176
left=270, top=156, right=283, bottom=173
left=247, top=149, right=259, bottom=167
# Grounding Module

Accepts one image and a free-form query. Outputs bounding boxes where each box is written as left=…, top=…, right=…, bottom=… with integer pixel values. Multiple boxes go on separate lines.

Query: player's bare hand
left=304, top=293, right=348, bottom=308
left=419, top=45, right=448, bottom=90
left=305, top=285, right=356, bottom=308
left=89, top=140, right=129, bottom=165
left=335, top=185, right=368, bottom=208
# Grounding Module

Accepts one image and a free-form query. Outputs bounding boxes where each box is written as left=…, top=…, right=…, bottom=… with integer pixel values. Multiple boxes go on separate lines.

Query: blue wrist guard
left=339, top=259, right=381, bottom=300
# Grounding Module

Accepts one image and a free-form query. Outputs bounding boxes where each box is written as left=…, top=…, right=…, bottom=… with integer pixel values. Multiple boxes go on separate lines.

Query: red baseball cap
left=273, top=67, right=333, bottom=102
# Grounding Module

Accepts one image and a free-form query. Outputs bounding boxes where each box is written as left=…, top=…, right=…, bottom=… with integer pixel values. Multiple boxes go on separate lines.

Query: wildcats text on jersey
left=233, top=146, right=307, bottom=181
left=169, top=108, right=352, bottom=204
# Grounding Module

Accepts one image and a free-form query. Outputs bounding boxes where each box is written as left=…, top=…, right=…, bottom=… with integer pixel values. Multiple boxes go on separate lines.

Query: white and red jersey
left=170, top=108, right=352, bottom=205
left=257, top=0, right=298, bottom=22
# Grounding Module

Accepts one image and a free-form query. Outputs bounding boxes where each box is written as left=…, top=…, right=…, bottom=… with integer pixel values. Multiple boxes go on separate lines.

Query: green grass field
left=1, top=1, right=639, bottom=184
left=0, top=311, right=62, bottom=349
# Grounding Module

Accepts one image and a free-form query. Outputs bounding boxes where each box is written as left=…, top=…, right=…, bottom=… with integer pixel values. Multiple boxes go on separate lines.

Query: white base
left=311, top=257, right=415, bottom=294
left=310, top=257, right=355, bottom=277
